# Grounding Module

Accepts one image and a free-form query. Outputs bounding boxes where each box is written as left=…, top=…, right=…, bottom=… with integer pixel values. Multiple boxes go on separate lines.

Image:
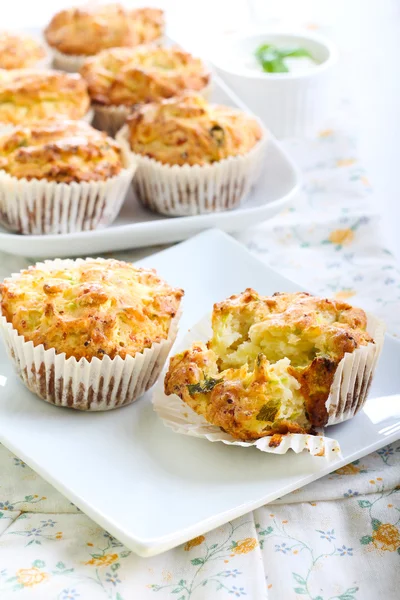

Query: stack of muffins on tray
left=0, top=2, right=267, bottom=235
left=0, top=4, right=386, bottom=459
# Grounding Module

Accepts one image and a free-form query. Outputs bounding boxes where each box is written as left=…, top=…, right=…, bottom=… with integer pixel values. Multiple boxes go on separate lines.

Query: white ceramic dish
left=1, top=229, right=398, bottom=558
left=0, top=75, right=300, bottom=258
left=212, top=31, right=338, bottom=138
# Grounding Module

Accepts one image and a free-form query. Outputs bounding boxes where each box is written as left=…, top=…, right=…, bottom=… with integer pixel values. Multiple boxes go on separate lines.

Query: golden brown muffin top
left=0, top=258, right=183, bottom=362
left=0, top=32, right=46, bottom=70
left=80, top=46, right=210, bottom=107
left=165, top=290, right=373, bottom=440
left=0, top=120, right=123, bottom=183
left=45, top=4, right=164, bottom=56
left=0, top=69, right=90, bottom=125
left=125, top=92, right=263, bottom=166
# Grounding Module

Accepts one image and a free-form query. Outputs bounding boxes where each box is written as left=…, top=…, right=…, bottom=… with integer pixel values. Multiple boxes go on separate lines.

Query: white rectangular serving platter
left=0, top=75, right=301, bottom=258
left=1, top=229, right=399, bottom=558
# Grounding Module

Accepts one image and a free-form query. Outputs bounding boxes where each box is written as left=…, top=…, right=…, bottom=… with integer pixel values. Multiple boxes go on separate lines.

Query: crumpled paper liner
left=152, top=314, right=342, bottom=459
left=0, top=258, right=181, bottom=411
left=324, top=312, right=385, bottom=425
left=116, top=123, right=267, bottom=216
left=93, top=83, right=212, bottom=137
left=0, top=141, right=136, bottom=235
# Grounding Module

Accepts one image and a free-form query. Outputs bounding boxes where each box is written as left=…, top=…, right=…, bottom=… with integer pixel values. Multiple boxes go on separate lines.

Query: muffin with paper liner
left=44, top=4, right=164, bottom=72
left=0, top=69, right=92, bottom=130
left=0, top=31, right=48, bottom=70
left=81, top=45, right=211, bottom=136
left=0, top=258, right=183, bottom=410
left=154, top=289, right=385, bottom=457
left=0, top=119, right=136, bottom=235
left=116, top=92, right=266, bottom=216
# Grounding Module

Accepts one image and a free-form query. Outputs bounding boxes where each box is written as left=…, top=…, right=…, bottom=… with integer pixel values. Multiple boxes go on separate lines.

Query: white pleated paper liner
left=324, top=312, right=385, bottom=425
left=152, top=314, right=342, bottom=459
left=0, top=258, right=182, bottom=411
left=32, top=53, right=52, bottom=70
left=51, top=48, right=88, bottom=73
left=116, top=123, right=267, bottom=216
left=0, top=140, right=136, bottom=235
left=92, top=83, right=213, bottom=137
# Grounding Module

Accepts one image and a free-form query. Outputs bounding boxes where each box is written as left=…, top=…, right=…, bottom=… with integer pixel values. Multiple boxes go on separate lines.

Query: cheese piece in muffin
left=0, top=32, right=46, bottom=70
left=125, top=92, right=262, bottom=166
left=45, top=4, right=164, bottom=56
left=81, top=46, right=210, bottom=107
left=0, top=69, right=90, bottom=125
left=0, top=259, right=183, bottom=362
left=165, top=290, right=374, bottom=440
left=0, top=120, right=123, bottom=183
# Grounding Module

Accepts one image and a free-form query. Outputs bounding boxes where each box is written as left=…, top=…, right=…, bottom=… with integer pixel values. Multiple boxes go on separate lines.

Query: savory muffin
left=165, top=289, right=377, bottom=440
left=0, top=120, right=123, bottom=183
left=81, top=46, right=210, bottom=106
left=0, top=69, right=90, bottom=126
left=0, top=120, right=136, bottom=235
left=0, top=258, right=183, bottom=410
left=0, top=258, right=183, bottom=362
left=45, top=4, right=164, bottom=57
left=116, top=92, right=266, bottom=215
left=45, top=4, right=164, bottom=72
left=0, top=31, right=46, bottom=70
left=125, top=92, right=262, bottom=165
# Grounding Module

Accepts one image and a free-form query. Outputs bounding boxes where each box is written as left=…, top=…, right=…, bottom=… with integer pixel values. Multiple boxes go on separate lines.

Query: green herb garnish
left=255, top=43, right=313, bottom=73
left=256, top=400, right=281, bottom=422
left=187, top=374, right=223, bottom=396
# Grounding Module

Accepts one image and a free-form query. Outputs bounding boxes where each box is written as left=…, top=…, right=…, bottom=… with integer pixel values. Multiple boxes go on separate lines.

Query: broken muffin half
left=164, top=289, right=376, bottom=441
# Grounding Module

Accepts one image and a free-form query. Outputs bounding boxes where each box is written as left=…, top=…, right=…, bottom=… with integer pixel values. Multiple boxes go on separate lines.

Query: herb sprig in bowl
left=255, top=43, right=313, bottom=74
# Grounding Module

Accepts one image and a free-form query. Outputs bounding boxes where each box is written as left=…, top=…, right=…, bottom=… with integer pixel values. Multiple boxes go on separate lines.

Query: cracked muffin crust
left=125, top=92, right=262, bottom=166
left=0, top=258, right=184, bottom=362
left=0, top=69, right=90, bottom=125
left=81, top=46, right=210, bottom=107
left=45, top=4, right=164, bottom=56
left=0, top=120, right=123, bottom=183
left=164, top=289, right=375, bottom=439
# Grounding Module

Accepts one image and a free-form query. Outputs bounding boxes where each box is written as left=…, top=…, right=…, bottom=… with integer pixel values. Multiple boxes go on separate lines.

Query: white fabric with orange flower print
left=0, top=443, right=399, bottom=599
left=1, top=109, right=400, bottom=599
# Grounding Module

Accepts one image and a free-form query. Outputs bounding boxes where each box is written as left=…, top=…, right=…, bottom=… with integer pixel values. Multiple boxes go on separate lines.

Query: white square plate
left=0, top=229, right=399, bottom=557
left=0, top=76, right=300, bottom=258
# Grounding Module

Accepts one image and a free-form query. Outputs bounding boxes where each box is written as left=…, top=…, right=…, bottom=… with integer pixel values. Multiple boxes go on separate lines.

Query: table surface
left=0, top=2, right=400, bottom=600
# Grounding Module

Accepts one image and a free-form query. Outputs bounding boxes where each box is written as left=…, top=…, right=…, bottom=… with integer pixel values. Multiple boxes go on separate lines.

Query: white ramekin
left=212, top=31, right=338, bottom=138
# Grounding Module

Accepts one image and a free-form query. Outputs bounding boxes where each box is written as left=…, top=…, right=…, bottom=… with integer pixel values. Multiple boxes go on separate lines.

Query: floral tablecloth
left=1, top=120, right=400, bottom=599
